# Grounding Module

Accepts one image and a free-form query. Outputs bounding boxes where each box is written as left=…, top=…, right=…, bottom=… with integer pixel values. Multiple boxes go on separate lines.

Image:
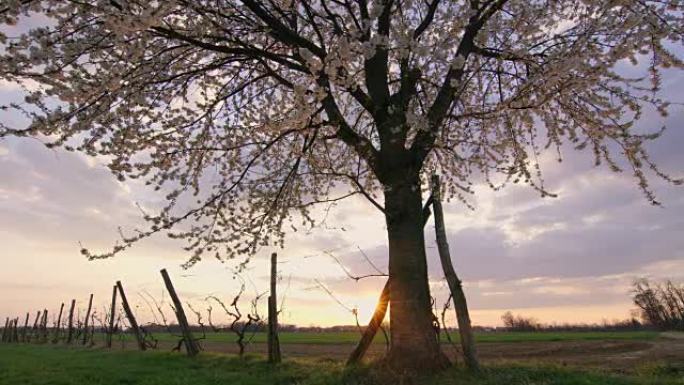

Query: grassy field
left=136, top=330, right=660, bottom=345
left=0, top=344, right=683, bottom=385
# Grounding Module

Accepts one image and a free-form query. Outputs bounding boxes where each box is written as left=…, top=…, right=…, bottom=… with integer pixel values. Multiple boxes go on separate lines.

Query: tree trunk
left=383, top=174, right=449, bottom=370
left=431, top=175, right=480, bottom=371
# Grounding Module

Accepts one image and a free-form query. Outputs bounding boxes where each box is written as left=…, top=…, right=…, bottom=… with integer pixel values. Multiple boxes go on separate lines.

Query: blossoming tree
left=1, top=0, right=682, bottom=369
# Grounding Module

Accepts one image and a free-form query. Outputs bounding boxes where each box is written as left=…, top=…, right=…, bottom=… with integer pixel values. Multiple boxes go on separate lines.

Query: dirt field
left=173, top=333, right=684, bottom=374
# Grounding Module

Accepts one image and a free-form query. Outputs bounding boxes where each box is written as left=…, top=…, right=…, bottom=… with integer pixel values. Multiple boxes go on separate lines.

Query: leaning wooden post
left=116, top=281, right=146, bottom=351
left=107, top=285, right=117, bottom=348
left=3, top=318, right=11, bottom=343
left=66, top=300, right=76, bottom=344
left=431, top=174, right=480, bottom=371
left=40, top=309, right=49, bottom=343
left=8, top=318, right=16, bottom=342
left=12, top=318, right=20, bottom=342
left=267, top=252, right=282, bottom=363
left=160, top=269, right=200, bottom=356
left=347, top=280, right=390, bottom=365
left=5, top=318, right=14, bottom=343
left=21, top=312, right=29, bottom=343
left=53, top=303, right=64, bottom=343
left=82, top=294, right=94, bottom=345
left=30, top=310, right=41, bottom=343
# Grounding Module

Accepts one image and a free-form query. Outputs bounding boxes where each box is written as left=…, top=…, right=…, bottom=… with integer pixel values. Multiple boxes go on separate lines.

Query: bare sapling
left=207, top=282, right=266, bottom=358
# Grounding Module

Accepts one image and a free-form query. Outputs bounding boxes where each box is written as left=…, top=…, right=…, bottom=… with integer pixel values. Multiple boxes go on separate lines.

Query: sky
left=1, top=45, right=684, bottom=331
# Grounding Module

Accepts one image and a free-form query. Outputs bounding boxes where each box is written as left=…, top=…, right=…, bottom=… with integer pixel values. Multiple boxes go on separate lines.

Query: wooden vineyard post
left=346, top=280, right=390, bottom=365
left=267, top=252, right=281, bottom=364
left=1, top=317, right=8, bottom=342
left=4, top=318, right=15, bottom=343
left=66, top=300, right=76, bottom=344
left=53, top=303, right=64, bottom=343
left=10, top=318, right=16, bottom=342
left=160, top=269, right=200, bottom=356
left=31, top=310, right=41, bottom=343
left=431, top=175, right=480, bottom=371
left=21, top=312, right=29, bottom=343
left=116, top=281, right=146, bottom=351
left=40, top=309, right=48, bottom=343
left=107, top=285, right=117, bottom=348
left=12, top=318, right=19, bottom=343
left=82, top=294, right=93, bottom=345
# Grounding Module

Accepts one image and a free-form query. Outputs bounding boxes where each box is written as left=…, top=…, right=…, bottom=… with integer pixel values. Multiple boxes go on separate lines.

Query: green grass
left=463, top=330, right=660, bottom=343
left=135, top=330, right=660, bottom=345
left=1, top=344, right=682, bottom=385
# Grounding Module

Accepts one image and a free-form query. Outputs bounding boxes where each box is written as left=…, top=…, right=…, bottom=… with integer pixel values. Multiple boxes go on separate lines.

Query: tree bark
left=160, top=269, right=200, bottom=356
left=347, top=196, right=435, bottom=366
left=383, top=174, right=449, bottom=370
left=431, top=175, right=480, bottom=371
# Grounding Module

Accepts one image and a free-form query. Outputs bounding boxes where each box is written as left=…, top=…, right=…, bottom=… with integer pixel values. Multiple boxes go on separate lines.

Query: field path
left=661, top=332, right=684, bottom=340
left=181, top=336, right=684, bottom=373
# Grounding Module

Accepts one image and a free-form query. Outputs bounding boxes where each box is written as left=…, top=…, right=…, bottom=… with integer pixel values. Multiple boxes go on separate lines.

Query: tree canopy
left=1, top=1, right=682, bottom=266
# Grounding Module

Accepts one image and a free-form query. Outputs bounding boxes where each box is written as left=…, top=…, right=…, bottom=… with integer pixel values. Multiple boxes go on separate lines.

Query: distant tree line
left=499, top=311, right=645, bottom=332
left=140, top=323, right=367, bottom=334
left=498, top=278, right=684, bottom=332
